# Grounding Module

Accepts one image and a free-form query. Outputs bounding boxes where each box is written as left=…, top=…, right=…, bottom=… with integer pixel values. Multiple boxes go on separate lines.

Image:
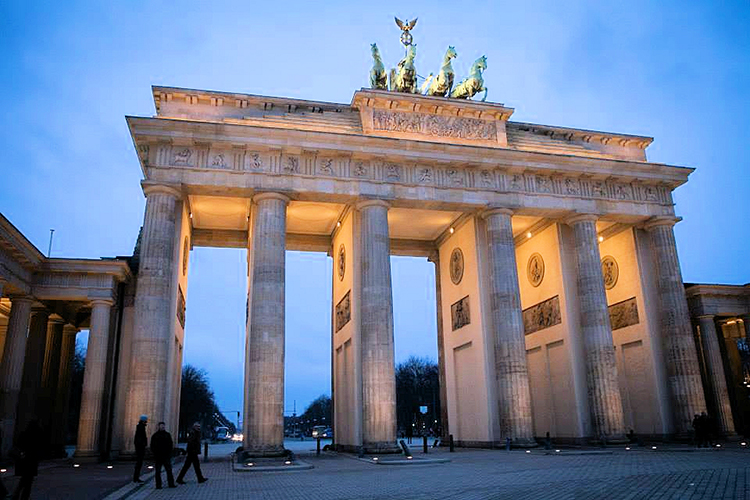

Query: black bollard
left=316, top=437, right=321, bottom=456
left=545, top=432, right=551, bottom=450
left=506, top=437, right=511, bottom=451
left=423, top=435, right=428, bottom=454
left=399, top=439, right=412, bottom=457
left=204, top=442, right=208, bottom=461
left=449, top=434, right=455, bottom=453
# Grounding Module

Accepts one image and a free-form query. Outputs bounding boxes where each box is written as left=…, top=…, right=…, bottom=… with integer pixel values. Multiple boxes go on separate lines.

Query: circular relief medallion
left=601, top=255, right=619, bottom=290
left=182, top=237, right=189, bottom=275
left=449, top=248, right=464, bottom=285
left=527, top=253, right=545, bottom=287
left=338, top=244, right=346, bottom=281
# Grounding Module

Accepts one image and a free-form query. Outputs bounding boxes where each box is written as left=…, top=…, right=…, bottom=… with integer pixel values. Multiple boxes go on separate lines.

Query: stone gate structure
left=1, top=84, right=746, bottom=459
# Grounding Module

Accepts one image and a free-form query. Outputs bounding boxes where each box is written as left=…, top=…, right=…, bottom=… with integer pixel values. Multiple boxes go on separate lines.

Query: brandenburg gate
left=0, top=74, right=715, bottom=458
left=116, top=78, right=706, bottom=454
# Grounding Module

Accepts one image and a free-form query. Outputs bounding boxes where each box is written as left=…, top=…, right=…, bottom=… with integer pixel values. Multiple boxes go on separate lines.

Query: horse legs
left=481, top=86, right=488, bottom=102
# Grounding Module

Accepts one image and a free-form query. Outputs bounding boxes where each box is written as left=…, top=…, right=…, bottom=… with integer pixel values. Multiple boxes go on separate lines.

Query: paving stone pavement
left=121, top=447, right=750, bottom=500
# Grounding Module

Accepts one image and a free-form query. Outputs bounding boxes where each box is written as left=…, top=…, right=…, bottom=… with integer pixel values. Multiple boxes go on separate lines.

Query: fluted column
left=358, top=199, right=398, bottom=453
left=124, top=184, right=181, bottom=449
left=697, top=316, right=735, bottom=435
left=428, top=252, right=449, bottom=441
left=39, top=315, right=65, bottom=452
left=0, top=296, right=33, bottom=458
left=75, top=299, right=113, bottom=458
left=51, top=324, right=78, bottom=456
left=568, top=214, right=626, bottom=441
left=483, top=209, right=536, bottom=446
left=16, top=307, right=50, bottom=439
left=244, top=192, right=288, bottom=456
left=645, top=218, right=706, bottom=435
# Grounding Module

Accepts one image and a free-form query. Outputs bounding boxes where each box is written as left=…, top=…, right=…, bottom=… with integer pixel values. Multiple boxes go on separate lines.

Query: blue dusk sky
left=1, top=1, right=748, bottom=421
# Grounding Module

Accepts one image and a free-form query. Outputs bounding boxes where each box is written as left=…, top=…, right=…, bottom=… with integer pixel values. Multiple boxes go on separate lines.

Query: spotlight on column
left=372, top=457, right=378, bottom=461
left=598, top=235, right=604, bottom=242
left=73, top=464, right=80, bottom=468
left=246, top=463, right=253, bottom=467
left=406, top=456, right=413, bottom=460
left=555, top=449, right=560, bottom=453
left=716, top=444, right=721, bottom=448
left=651, top=446, right=657, bottom=450
left=741, top=442, right=747, bottom=446
left=625, top=447, right=631, bottom=451
left=0, top=469, right=7, bottom=473
left=147, top=465, right=153, bottom=469
left=449, top=227, right=455, bottom=234
left=525, top=450, right=531, bottom=453
left=107, top=465, right=113, bottom=469
left=284, top=460, right=292, bottom=465
left=526, top=231, right=532, bottom=238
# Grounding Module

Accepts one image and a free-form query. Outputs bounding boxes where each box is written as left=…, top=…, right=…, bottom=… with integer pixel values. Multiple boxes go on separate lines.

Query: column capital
left=253, top=192, right=291, bottom=205
left=564, top=213, right=600, bottom=226
left=62, top=324, right=79, bottom=335
left=142, top=182, right=182, bottom=199
left=480, top=207, right=514, bottom=219
left=90, top=298, right=115, bottom=308
left=355, top=198, right=391, bottom=211
left=9, top=295, right=35, bottom=306
left=643, top=216, right=682, bottom=231
left=48, top=314, right=66, bottom=325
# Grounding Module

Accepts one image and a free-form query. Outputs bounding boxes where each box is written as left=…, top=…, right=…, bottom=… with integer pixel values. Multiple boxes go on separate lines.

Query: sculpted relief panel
left=372, top=110, right=497, bottom=142
left=523, top=295, right=562, bottom=335
left=609, top=297, right=639, bottom=331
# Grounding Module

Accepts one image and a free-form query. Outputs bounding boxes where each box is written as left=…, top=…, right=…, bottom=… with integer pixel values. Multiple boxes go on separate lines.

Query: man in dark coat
left=133, top=415, right=148, bottom=483
left=176, top=422, right=207, bottom=484
left=12, top=420, right=42, bottom=500
left=150, top=422, right=176, bottom=489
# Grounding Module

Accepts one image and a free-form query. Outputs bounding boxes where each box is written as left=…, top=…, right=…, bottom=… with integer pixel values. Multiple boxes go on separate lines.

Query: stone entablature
left=685, top=283, right=750, bottom=317
left=134, top=135, right=680, bottom=217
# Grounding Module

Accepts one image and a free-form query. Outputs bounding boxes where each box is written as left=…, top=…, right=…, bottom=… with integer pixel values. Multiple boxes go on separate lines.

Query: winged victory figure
left=395, top=17, right=418, bottom=46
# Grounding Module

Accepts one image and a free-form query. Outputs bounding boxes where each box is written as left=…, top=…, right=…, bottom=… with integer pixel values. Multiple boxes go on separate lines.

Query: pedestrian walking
left=11, top=421, right=42, bottom=500
left=150, top=422, right=176, bottom=489
left=692, top=413, right=701, bottom=447
left=0, top=424, right=8, bottom=499
left=177, top=422, right=208, bottom=484
left=133, top=415, right=148, bottom=483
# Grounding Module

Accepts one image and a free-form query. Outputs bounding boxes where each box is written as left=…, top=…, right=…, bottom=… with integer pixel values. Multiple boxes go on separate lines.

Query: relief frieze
left=523, top=295, right=562, bottom=335
left=372, top=109, right=497, bottom=142
left=335, top=290, right=351, bottom=332
left=609, top=297, right=639, bottom=331
left=451, top=295, right=471, bottom=331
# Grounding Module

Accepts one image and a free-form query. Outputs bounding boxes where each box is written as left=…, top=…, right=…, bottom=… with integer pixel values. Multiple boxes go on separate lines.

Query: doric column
left=16, top=307, right=50, bottom=438
left=358, top=199, right=398, bottom=453
left=51, top=324, right=78, bottom=456
left=244, top=192, right=289, bottom=456
left=568, top=214, right=626, bottom=441
left=39, top=315, right=65, bottom=451
left=645, top=218, right=706, bottom=435
left=0, top=296, right=33, bottom=458
left=483, top=209, right=536, bottom=446
left=428, top=252, right=449, bottom=441
left=697, top=316, right=735, bottom=435
left=75, top=299, right=113, bottom=458
left=125, top=184, right=181, bottom=443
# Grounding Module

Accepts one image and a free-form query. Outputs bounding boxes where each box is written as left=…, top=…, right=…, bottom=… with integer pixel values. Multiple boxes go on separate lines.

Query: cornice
left=40, top=258, right=132, bottom=282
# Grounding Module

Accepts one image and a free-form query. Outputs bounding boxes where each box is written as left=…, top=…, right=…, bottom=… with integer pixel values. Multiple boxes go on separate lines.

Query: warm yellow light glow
left=337, top=221, right=341, bottom=228
left=598, top=235, right=604, bottom=242
left=189, top=212, right=193, bottom=219
left=726, top=320, right=737, bottom=325
left=526, top=232, right=532, bottom=238
left=449, top=227, right=455, bottom=234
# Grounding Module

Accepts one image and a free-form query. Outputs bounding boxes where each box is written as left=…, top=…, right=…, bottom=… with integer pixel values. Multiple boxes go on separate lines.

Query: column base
left=511, top=437, right=539, bottom=448
left=72, top=449, right=100, bottom=462
left=590, top=434, right=629, bottom=445
left=364, top=441, right=401, bottom=454
left=239, top=446, right=287, bottom=459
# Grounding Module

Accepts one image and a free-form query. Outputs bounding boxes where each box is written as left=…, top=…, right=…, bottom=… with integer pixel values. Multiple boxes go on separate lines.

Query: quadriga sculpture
left=389, top=44, right=418, bottom=94
left=421, top=46, right=457, bottom=97
left=369, top=43, right=387, bottom=90
left=450, top=55, right=488, bottom=101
